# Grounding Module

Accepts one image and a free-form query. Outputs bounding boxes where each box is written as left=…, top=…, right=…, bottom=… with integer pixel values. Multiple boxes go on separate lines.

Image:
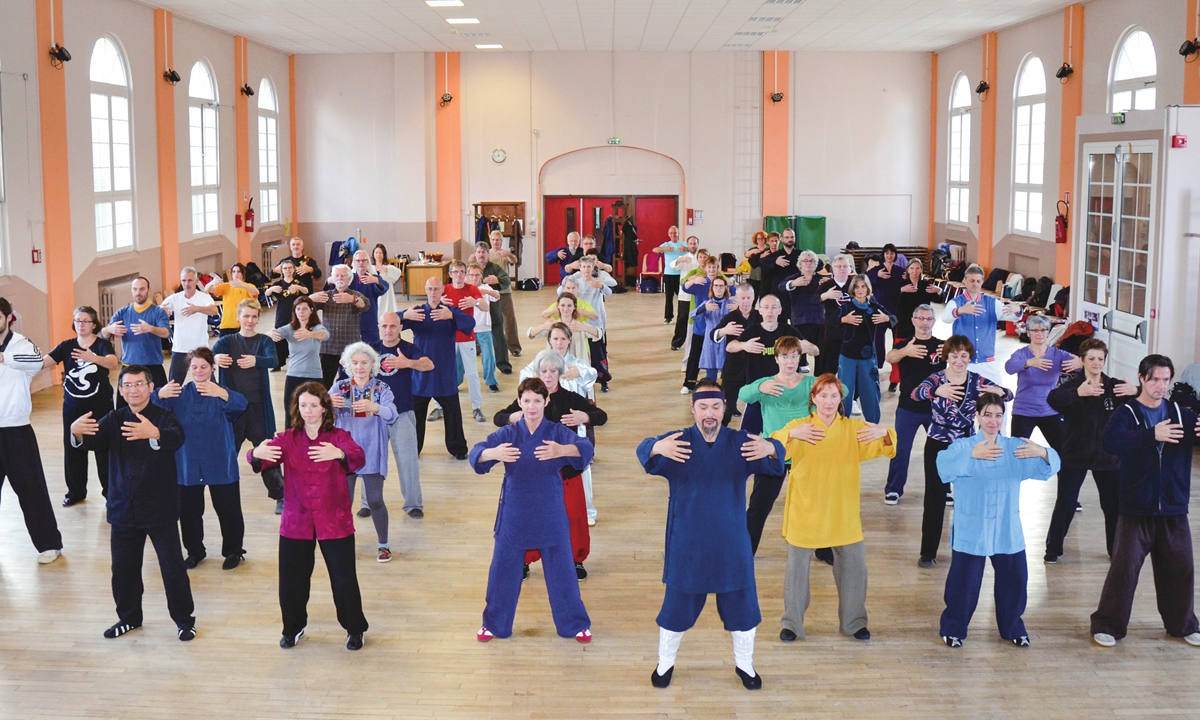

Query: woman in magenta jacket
left=250, top=381, right=369, bottom=652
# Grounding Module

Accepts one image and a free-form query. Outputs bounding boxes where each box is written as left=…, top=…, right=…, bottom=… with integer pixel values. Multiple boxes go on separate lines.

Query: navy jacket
left=80, top=404, right=186, bottom=528
left=1103, top=400, right=1199, bottom=516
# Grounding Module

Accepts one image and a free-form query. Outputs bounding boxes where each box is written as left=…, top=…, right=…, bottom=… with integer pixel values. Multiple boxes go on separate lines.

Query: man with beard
left=760, top=228, right=800, bottom=323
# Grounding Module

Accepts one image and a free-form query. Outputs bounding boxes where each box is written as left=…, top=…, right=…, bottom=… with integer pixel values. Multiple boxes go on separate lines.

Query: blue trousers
left=657, top=585, right=761, bottom=633
left=940, top=549, right=1028, bottom=640
left=740, top=402, right=763, bottom=435
left=884, top=407, right=931, bottom=496
left=475, top=330, right=497, bottom=387
left=838, top=355, right=881, bottom=423
left=482, top=538, right=590, bottom=638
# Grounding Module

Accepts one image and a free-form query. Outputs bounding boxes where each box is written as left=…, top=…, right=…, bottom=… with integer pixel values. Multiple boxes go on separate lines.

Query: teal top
left=738, top=374, right=847, bottom=436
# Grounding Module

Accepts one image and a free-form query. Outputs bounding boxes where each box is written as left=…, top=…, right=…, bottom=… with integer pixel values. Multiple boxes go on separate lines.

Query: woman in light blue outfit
left=692, top=276, right=737, bottom=382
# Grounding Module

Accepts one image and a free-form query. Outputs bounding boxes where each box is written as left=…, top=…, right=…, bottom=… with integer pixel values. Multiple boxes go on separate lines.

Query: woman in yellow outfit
left=771, top=373, right=896, bottom=643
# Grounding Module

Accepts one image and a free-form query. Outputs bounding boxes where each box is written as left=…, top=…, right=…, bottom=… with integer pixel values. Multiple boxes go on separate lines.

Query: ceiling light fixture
left=475, top=44, right=503, bottom=49
left=425, top=0, right=464, bottom=6
left=750, top=17, right=782, bottom=22
left=445, top=18, right=480, bottom=24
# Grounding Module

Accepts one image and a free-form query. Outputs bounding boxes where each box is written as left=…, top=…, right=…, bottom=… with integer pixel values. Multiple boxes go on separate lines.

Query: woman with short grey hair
left=1002, top=314, right=1082, bottom=450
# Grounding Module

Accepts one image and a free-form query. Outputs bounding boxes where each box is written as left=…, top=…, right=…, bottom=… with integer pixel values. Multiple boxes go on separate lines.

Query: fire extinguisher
left=1054, top=199, right=1068, bottom=244
left=244, top=197, right=256, bottom=233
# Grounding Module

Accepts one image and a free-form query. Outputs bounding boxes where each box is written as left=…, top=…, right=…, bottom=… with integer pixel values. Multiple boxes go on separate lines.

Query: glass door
left=1077, top=141, right=1157, bottom=381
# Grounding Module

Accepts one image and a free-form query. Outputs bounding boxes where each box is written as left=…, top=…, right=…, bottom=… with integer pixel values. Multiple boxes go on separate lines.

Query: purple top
left=1004, top=346, right=1075, bottom=417
left=330, top=377, right=398, bottom=476
left=250, top=427, right=365, bottom=540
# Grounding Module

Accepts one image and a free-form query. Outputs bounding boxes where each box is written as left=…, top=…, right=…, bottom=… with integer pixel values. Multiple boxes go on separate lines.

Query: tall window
left=0, top=58, right=6, bottom=272
left=947, top=74, right=972, bottom=224
left=257, top=77, right=279, bottom=225
left=188, top=61, right=219, bottom=236
left=90, top=37, right=134, bottom=252
left=1013, top=56, right=1047, bottom=235
left=1110, top=29, right=1157, bottom=113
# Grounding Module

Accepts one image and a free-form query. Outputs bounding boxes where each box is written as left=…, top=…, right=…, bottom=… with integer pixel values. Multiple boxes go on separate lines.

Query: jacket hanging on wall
left=622, top=219, right=639, bottom=268
left=601, top=216, right=617, bottom=265
left=475, top=216, right=496, bottom=245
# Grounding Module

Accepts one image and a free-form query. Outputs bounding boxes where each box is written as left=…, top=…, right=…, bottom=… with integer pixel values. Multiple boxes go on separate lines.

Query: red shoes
left=477, top=626, right=494, bottom=642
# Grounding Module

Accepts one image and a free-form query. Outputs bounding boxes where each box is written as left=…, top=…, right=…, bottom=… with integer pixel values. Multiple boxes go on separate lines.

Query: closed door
left=632, top=196, right=679, bottom=273
left=543, top=196, right=581, bottom=285
left=1076, top=141, right=1157, bottom=381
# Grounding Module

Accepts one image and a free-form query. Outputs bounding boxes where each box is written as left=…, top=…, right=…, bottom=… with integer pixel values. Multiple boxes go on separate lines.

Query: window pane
left=205, top=192, right=218, bottom=233
left=1114, top=30, right=1158, bottom=82
left=114, top=200, right=133, bottom=247
left=189, top=62, right=215, bottom=101
left=1014, top=191, right=1028, bottom=231
left=90, top=38, right=128, bottom=86
left=1112, top=91, right=1132, bottom=114
left=1134, top=87, right=1156, bottom=111
left=93, top=142, right=111, bottom=193
left=1027, top=192, right=1042, bottom=233
left=192, top=194, right=205, bottom=235
left=95, top=202, right=113, bottom=251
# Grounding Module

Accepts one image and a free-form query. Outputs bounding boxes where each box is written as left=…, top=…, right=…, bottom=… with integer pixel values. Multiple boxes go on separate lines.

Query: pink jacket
left=249, top=427, right=365, bottom=540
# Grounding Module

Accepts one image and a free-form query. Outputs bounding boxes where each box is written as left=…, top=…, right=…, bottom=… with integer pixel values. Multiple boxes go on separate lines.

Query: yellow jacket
left=772, top=415, right=896, bottom=548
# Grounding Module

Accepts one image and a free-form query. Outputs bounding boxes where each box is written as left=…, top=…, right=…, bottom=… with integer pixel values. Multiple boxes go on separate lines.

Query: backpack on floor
left=517, top=278, right=541, bottom=291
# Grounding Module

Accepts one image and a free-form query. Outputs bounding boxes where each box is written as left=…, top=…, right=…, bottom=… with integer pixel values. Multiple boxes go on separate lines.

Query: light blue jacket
left=937, top=434, right=1060, bottom=556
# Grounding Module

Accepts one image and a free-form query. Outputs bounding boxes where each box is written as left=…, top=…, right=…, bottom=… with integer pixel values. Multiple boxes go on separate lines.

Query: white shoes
left=38, top=549, right=62, bottom=565
left=1092, top=633, right=1116, bottom=647
left=851, top=401, right=862, bottom=416
left=1184, top=633, right=1200, bottom=646
left=680, top=386, right=690, bottom=395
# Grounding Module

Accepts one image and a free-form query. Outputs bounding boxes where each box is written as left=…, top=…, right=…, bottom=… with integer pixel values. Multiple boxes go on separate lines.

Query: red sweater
left=250, top=427, right=366, bottom=540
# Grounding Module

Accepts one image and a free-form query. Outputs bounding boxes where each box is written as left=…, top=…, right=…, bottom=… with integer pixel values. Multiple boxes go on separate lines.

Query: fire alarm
left=31, top=249, right=43, bottom=263
left=1172, top=134, right=1188, bottom=148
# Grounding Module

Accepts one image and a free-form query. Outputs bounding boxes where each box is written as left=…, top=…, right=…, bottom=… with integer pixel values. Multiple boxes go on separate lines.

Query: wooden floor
left=2, top=288, right=1199, bottom=719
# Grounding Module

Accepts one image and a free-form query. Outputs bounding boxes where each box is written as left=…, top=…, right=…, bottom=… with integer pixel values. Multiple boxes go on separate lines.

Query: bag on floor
left=517, top=278, right=542, bottom=291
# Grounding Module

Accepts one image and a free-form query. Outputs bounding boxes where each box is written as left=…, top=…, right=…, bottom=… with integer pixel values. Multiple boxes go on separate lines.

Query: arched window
left=188, top=60, right=219, bottom=236
left=947, top=74, right=972, bottom=224
left=1110, top=29, right=1157, bottom=113
left=1013, top=56, right=1046, bottom=235
left=257, top=76, right=279, bottom=225
left=90, top=37, right=134, bottom=252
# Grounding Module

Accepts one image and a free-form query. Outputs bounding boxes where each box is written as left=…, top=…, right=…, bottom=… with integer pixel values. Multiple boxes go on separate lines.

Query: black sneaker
left=918, top=556, right=937, bottom=569
left=888, top=382, right=899, bottom=393
left=779, top=628, right=798, bottom=643
left=357, top=507, right=371, bottom=518
left=222, top=554, right=244, bottom=570
left=522, top=563, right=530, bottom=581
left=853, top=627, right=871, bottom=641
left=177, top=625, right=197, bottom=642
left=1012, top=635, right=1030, bottom=647
left=735, top=667, right=762, bottom=690
left=1076, top=502, right=1083, bottom=513
left=62, top=496, right=84, bottom=507
left=280, top=628, right=305, bottom=649
left=184, top=553, right=206, bottom=570
left=346, top=633, right=364, bottom=651
left=651, top=666, right=674, bottom=688
left=942, top=635, right=963, bottom=648
left=815, top=548, right=834, bottom=566
left=275, top=499, right=284, bottom=515
left=407, top=508, right=424, bottom=519
left=575, top=562, right=588, bottom=580
left=488, top=385, right=500, bottom=393
left=511, top=349, right=521, bottom=357
left=600, top=383, right=609, bottom=393
left=1044, top=553, right=1060, bottom=564
left=104, top=621, right=141, bottom=639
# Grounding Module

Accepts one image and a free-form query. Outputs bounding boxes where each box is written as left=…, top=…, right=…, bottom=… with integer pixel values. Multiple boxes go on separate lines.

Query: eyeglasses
left=1028, top=328, right=1050, bottom=334
left=73, top=319, right=95, bottom=325
left=449, top=269, right=464, bottom=274
left=120, top=381, right=149, bottom=389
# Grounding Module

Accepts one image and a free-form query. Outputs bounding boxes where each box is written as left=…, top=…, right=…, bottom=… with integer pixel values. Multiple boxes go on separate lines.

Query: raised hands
left=157, top=380, right=183, bottom=399
left=70, top=411, right=99, bottom=438
left=971, top=438, right=1003, bottom=460
left=651, top=432, right=691, bottom=462
left=1013, top=440, right=1049, bottom=460
left=856, top=422, right=889, bottom=443
left=934, top=382, right=964, bottom=402
left=121, top=413, right=160, bottom=442
left=788, top=422, right=825, bottom=445
left=741, top=434, right=777, bottom=461
left=252, top=438, right=282, bottom=463
left=483, top=442, right=521, bottom=463
left=308, top=441, right=346, bottom=463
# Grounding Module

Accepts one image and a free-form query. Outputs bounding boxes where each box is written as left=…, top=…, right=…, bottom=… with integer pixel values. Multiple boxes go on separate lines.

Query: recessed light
left=750, top=17, right=782, bottom=22
left=460, top=32, right=490, bottom=37
left=735, top=31, right=766, bottom=36
left=446, top=17, right=480, bottom=24
left=475, top=44, right=503, bottom=49
left=426, top=0, right=464, bottom=6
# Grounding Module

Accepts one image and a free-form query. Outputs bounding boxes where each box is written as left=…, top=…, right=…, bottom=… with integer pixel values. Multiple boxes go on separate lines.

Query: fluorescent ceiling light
left=446, top=17, right=480, bottom=24
left=425, top=0, right=464, bottom=6
left=475, top=44, right=503, bottom=49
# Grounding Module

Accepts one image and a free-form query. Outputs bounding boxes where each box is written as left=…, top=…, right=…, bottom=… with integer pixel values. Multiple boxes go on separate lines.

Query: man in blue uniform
left=404, top=277, right=475, bottom=459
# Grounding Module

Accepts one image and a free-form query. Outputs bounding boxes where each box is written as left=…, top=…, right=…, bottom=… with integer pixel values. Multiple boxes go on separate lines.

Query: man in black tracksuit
left=1090, top=354, right=1200, bottom=647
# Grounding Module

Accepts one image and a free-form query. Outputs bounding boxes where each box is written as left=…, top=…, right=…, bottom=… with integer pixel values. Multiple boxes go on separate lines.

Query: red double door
left=542, top=195, right=678, bottom=285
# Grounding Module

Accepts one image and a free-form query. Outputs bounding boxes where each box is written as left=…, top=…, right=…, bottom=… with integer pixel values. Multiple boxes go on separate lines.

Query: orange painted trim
left=36, top=0, right=74, bottom=354
left=762, top=51, right=789, bottom=218
left=435, top=52, right=462, bottom=245
left=289, top=54, right=299, bottom=228
left=154, top=9, right=180, bottom=289
left=928, top=52, right=938, bottom=249
left=976, top=33, right=998, bottom=270
left=1186, top=0, right=1200, bottom=103
left=234, top=37, right=251, bottom=263
left=1056, top=4, right=1085, bottom=283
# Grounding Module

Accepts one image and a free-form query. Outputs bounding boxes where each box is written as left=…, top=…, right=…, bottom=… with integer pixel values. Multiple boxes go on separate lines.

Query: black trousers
left=62, top=402, right=111, bottom=502
left=283, top=375, right=322, bottom=420
left=110, top=521, right=194, bottom=629
left=273, top=336, right=290, bottom=369
left=589, top=336, right=611, bottom=384
left=796, top=323, right=822, bottom=370
left=320, top=353, right=342, bottom=389
left=490, top=300, right=512, bottom=372
left=817, top=324, right=842, bottom=376
left=233, top=402, right=284, bottom=500
left=1046, top=468, right=1120, bottom=558
left=0, top=425, right=63, bottom=552
left=721, top=375, right=745, bottom=426
left=117, top=364, right=168, bottom=409
left=413, top=394, right=468, bottom=458
left=920, top=437, right=953, bottom=560
left=180, top=482, right=245, bottom=559
left=683, top=332, right=705, bottom=389
left=671, top=301, right=690, bottom=350
left=747, top=470, right=787, bottom=555
left=1010, top=414, right=1065, bottom=451
left=279, top=534, right=368, bottom=637
left=663, top=275, right=680, bottom=321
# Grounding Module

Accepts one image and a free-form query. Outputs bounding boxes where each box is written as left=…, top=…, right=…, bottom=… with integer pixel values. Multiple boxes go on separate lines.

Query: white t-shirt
left=673, top=254, right=699, bottom=300
left=473, top=293, right=494, bottom=332
left=161, top=291, right=215, bottom=352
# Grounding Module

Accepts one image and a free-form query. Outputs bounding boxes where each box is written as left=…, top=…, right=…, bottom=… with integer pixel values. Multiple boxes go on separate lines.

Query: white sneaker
left=1184, top=633, right=1200, bottom=646
left=851, top=401, right=862, bottom=416
left=1093, top=633, right=1117, bottom=647
left=38, top=549, right=62, bottom=565
left=680, top=386, right=690, bottom=394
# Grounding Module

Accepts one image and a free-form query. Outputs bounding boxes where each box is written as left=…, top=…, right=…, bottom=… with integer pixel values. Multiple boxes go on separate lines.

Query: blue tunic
left=937, top=434, right=1061, bottom=556
left=407, top=302, right=475, bottom=397
left=212, top=332, right=279, bottom=434
left=152, top=383, right=249, bottom=486
left=331, top=377, right=398, bottom=476
left=637, top=425, right=786, bottom=595
left=109, top=304, right=171, bottom=366
left=369, top=339, right=426, bottom=415
left=691, top=298, right=736, bottom=370
left=349, top=275, right=390, bottom=344
left=469, top=419, right=594, bottom=549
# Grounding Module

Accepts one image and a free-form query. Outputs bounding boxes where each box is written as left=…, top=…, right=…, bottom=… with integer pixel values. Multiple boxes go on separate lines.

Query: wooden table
left=405, top=261, right=450, bottom=299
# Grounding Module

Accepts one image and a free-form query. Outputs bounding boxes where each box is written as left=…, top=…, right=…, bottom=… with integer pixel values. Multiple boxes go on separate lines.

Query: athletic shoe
left=1012, top=636, right=1030, bottom=647
left=222, top=554, right=244, bottom=570
left=945, top=493, right=954, bottom=506
left=473, top=408, right=487, bottom=423
left=918, top=556, right=937, bottom=569
left=1044, top=553, right=1060, bottom=564
left=62, top=497, right=83, bottom=507
left=275, top=499, right=284, bottom=515
left=488, top=385, right=500, bottom=393
left=884, top=492, right=900, bottom=505
left=851, top=401, right=862, bottom=416
left=853, top=627, right=871, bottom=641
left=522, top=563, right=530, bottom=580
left=1184, top=633, right=1200, bottom=646
left=346, top=633, right=364, bottom=651
left=104, top=622, right=140, bottom=639
left=1093, top=633, right=1117, bottom=647
left=453, top=453, right=468, bottom=461
left=357, top=507, right=371, bottom=518
left=576, top=562, right=588, bottom=580
left=779, top=628, right=798, bottom=643
left=663, top=319, right=673, bottom=325
left=38, top=549, right=62, bottom=565
left=799, top=365, right=811, bottom=374
left=1076, top=502, right=1083, bottom=513
left=511, top=349, right=521, bottom=357
left=671, top=346, right=681, bottom=352
left=427, top=408, right=444, bottom=421
left=679, top=386, right=690, bottom=394
left=888, top=382, right=899, bottom=393
left=651, top=666, right=674, bottom=688
left=575, top=629, right=592, bottom=643
left=477, top=626, right=494, bottom=642
left=280, top=628, right=305, bottom=649
left=377, top=547, right=392, bottom=563
left=407, top=508, right=424, bottom=519
left=942, top=635, right=963, bottom=648
left=587, top=517, right=596, bottom=527
left=178, top=625, right=197, bottom=642
left=735, top=667, right=762, bottom=690
left=600, top=383, right=609, bottom=393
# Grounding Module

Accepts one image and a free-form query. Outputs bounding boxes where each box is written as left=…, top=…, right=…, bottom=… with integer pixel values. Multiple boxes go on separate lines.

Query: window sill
left=1007, top=230, right=1048, bottom=242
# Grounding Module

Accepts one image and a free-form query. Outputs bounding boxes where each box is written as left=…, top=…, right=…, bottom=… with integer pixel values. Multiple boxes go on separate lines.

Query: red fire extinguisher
left=1054, top=199, right=1068, bottom=244
left=244, top=198, right=256, bottom=233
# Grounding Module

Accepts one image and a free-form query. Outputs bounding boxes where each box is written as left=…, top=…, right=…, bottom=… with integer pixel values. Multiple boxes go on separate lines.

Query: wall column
left=154, top=9, right=179, bottom=289
left=35, top=0, right=74, bottom=351
left=289, top=54, right=299, bottom=230
left=234, top=36, right=251, bottom=264
left=928, top=52, right=938, bottom=248
left=977, top=32, right=998, bottom=269
left=1057, top=5, right=1085, bottom=282
left=435, top=52, right=462, bottom=244
left=762, top=50, right=790, bottom=218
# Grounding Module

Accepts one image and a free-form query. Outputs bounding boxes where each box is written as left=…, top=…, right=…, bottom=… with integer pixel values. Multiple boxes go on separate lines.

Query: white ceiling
left=148, top=0, right=1074, bottom=55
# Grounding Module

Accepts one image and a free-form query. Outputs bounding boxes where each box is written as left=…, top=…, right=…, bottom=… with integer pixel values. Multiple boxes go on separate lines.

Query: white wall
left=1083, top=0, right=1186, bottom=116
